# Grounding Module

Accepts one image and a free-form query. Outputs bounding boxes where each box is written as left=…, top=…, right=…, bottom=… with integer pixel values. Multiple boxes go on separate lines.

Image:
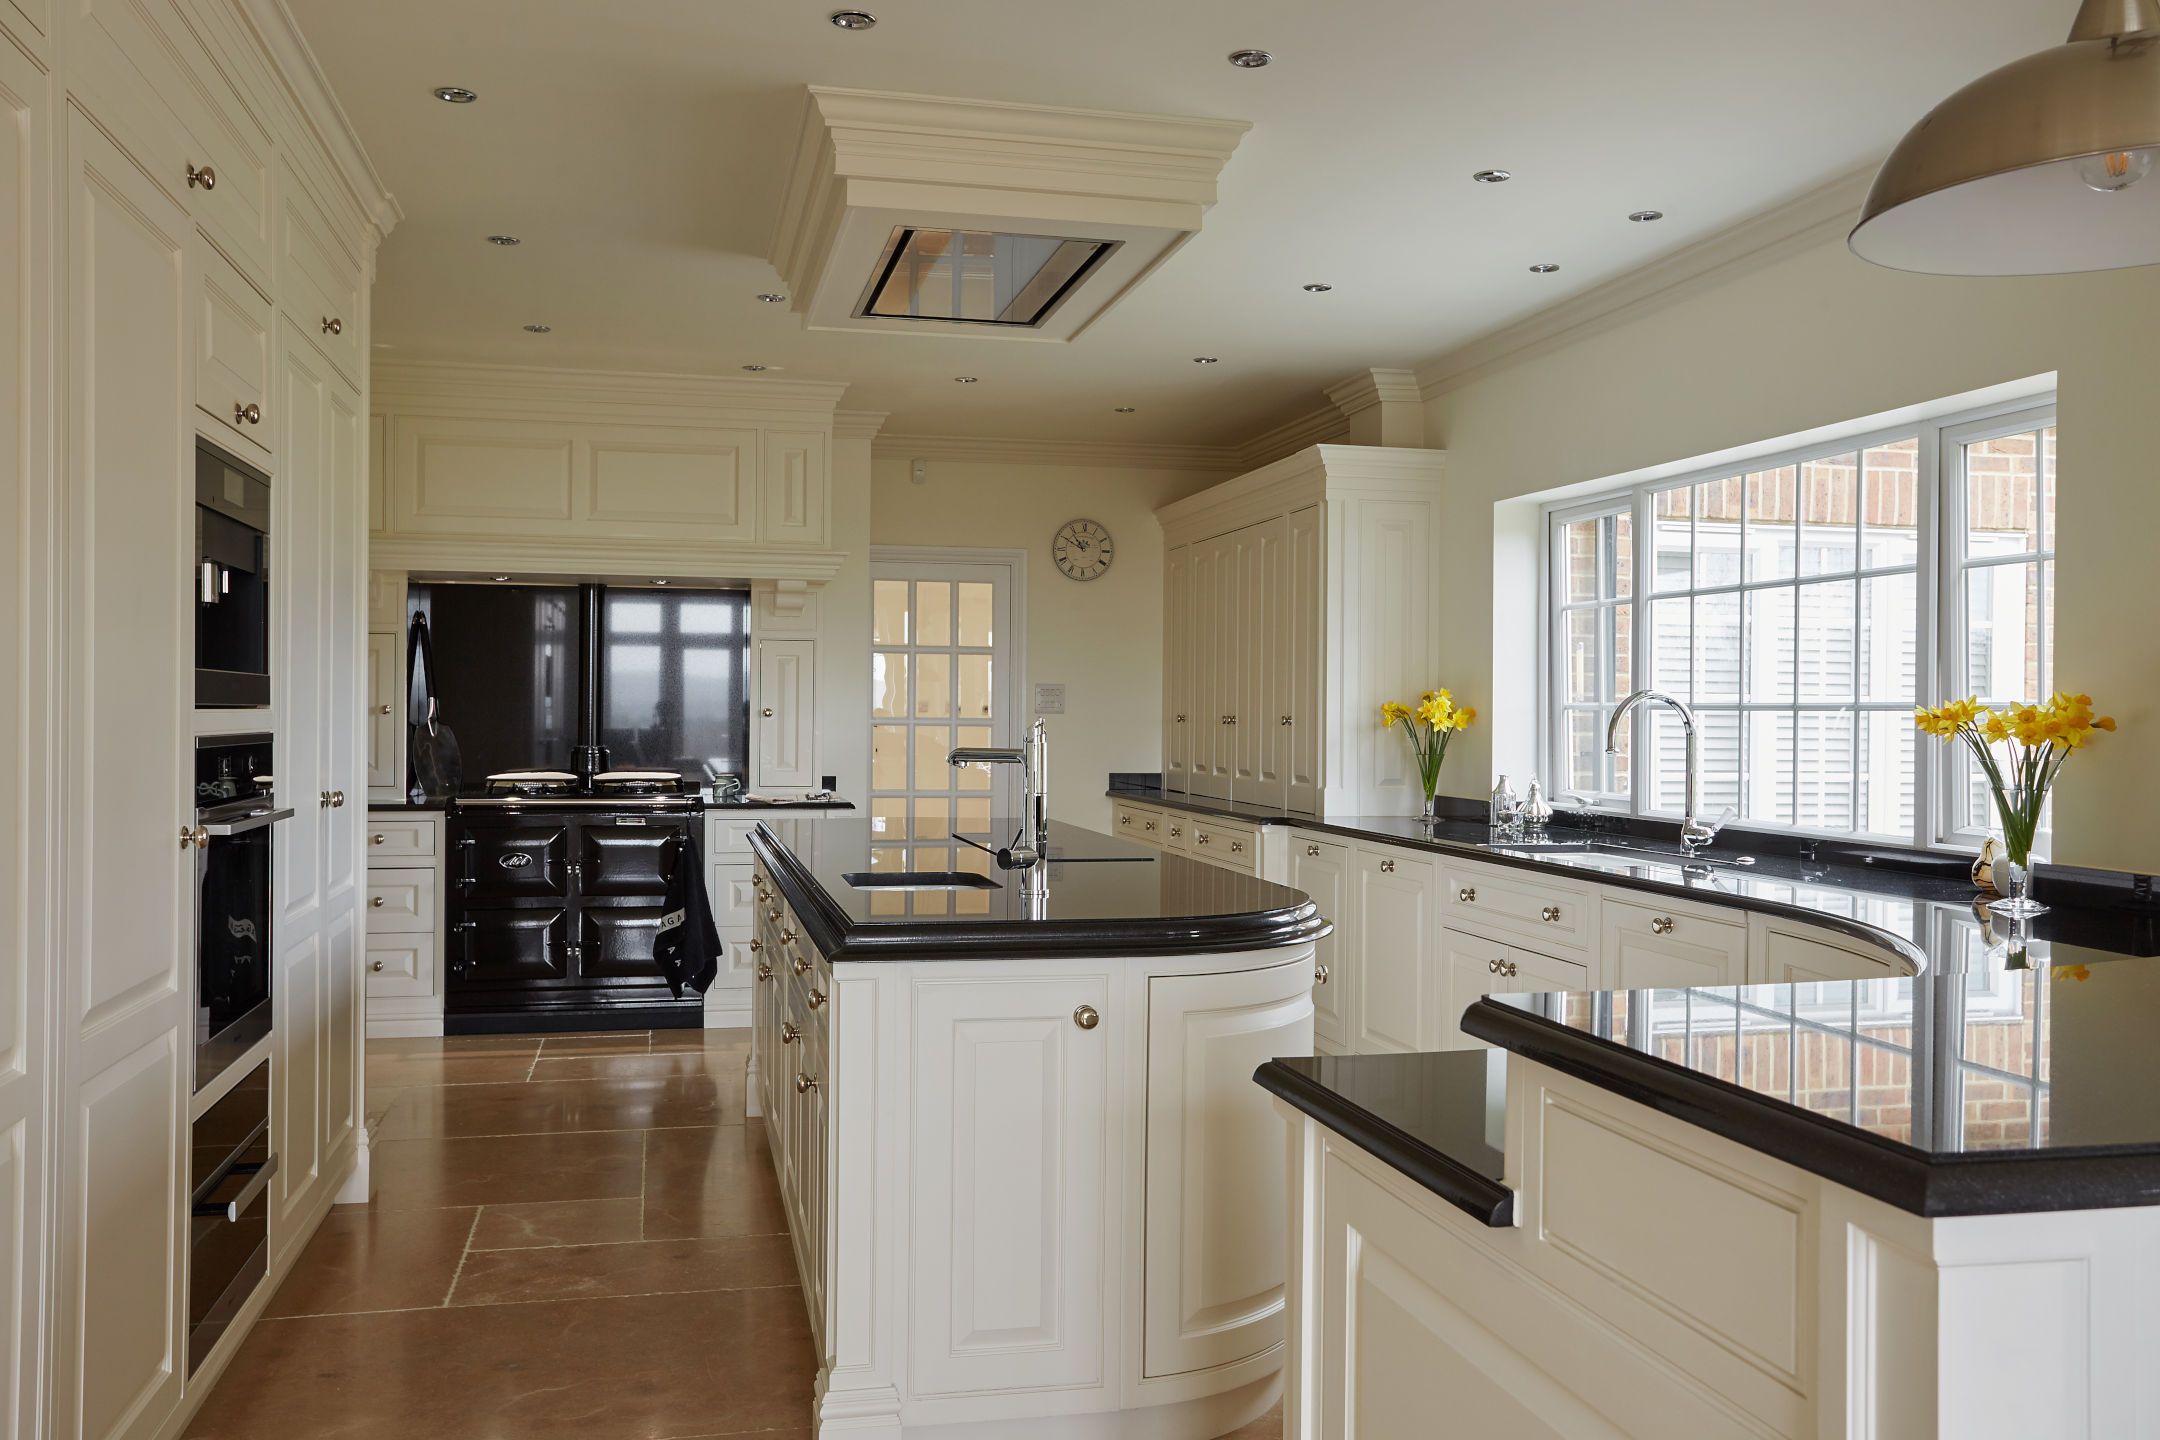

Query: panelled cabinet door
left=366, top=630, right=400, bottom=790
left=1162, top=542, right=1190, bottom=791
left=1601, top=899, right=1747, bottom=990
left=1285, top=505, right=1322, bottom=813
left=757, top=428, right=827, bottom=545
left=1435, top=928, right=1589, bottom=1050
left=755, top=638, right=816, bottom=789
left=1292, top=836, right=1353, bottom=1048
left=55, top=103, right=192, bottom=1440
left=1143, top=958, right=1314, bottom=1377
left=190, top=234, right=272, bottom=458
left=1203, top=529, right=1242, bottom=797
left=1353, top=846, right=1438, bottom=1054
left=909, top=973, right=1113, bottom=1398
left=1185, top=538, right=1221, bottom=798
left=1237, top=516, right=1289, bottom=806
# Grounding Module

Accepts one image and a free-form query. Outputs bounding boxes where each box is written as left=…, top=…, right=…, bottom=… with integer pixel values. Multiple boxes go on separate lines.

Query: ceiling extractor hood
left=769, top=88, right=1250, bottom=342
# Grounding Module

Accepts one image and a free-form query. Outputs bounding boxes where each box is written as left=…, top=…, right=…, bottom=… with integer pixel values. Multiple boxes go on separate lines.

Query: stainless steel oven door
left=194, top=805, right=286, bottom=1091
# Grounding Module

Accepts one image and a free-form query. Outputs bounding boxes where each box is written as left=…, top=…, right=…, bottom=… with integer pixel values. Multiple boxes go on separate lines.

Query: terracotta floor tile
left=537, top=1031, right=654, bottom=1057
left=469, top=1196, right=647, bottom=1251
left=450, top=1233, right=797, bottom=1306
left=642, top=1124, right=788, bottom=1240
left=368, top=1130, right=647, bottom=1210
left=377, top=1074, right=738, bottom=1140
left=263, top=1205, right=477, bottom=1317
left=182, top=1288, right=815, bottom=1440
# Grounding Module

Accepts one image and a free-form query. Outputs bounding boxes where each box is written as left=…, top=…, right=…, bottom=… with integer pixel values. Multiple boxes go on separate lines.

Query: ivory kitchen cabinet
left=1290, top=834, right=1354, bottom=1052
left=1600, top=894, right=1749, bottom=990
left=755, top=637, right=816, bottom=791
left=1351, top=844, right=1439, bottom=1055
left=1434, top=927, right=1590, bottom=1050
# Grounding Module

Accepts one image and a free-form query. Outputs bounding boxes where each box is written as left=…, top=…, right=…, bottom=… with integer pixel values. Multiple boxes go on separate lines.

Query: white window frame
left=1538, top=391, right=2056, bottom=853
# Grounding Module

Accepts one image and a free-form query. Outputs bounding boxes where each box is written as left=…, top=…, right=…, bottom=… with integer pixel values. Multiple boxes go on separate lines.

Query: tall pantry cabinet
left=2, top=1, right=396, bottom=1436
left=1158, top=445, right=1446, bottom=816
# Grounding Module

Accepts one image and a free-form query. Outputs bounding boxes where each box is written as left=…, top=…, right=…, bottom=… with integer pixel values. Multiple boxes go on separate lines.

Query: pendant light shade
left=1850, top=0, right=2160, bottom=275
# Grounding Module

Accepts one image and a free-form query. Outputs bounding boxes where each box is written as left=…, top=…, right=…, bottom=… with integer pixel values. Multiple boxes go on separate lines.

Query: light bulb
left=2072, top=147, right=2157, bottom=193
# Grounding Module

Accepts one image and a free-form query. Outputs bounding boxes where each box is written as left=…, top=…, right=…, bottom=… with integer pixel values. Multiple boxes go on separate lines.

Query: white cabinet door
left=1187, top=535, right=1225, bottom=798
left=909, top=973, right=1113, bottom=1398
left=191, top=234, right=272, bottom=459
left=1752, top=917, right=1898, bottom=984
left=756, top=638, right=816, bottom=789
left=1291, top=835, right=1353, bottom=1050
left=366, top=630, right=400, bottom=791
left=1435, top=928, right=1590, bottom=1050
left=1285, top=504, right=1321, bottom=814
left=1144, top=959, right=1313, bottom=1377
left=1162, top=542, right=1190, bottom=791
left=757, top=428, right=827, bottom=545
left=0, top=38, right=47, bottom=1440
left=53, top=104, right=192, bottom=1440
left=1353, top=846, right=1439, bottom=1055
left=1602, top=897, right=1747, bottom=990
left=1234, top=516, right=1287, bottom=805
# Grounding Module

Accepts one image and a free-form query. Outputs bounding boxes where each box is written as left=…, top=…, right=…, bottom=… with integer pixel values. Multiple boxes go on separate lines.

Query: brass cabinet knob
left=370, top=833, right=385, bottom=845
left=1650, top=915, right=1676, bottom=936
left=1379, top=858, right=1395, bottom=874
left=780, top=927, right=796, bottom=944
left=1196, top=834, right=1210, bottom=846
left=370, top=959, right=385, bottom=973
left=377, top=704, right=392, bottom=715
left=1458, top=887, right=1476, bottom=903
left=1143, top=820, right=1157, bottom=833
left=781, top=1022, right=799, bottom=1045
left=235, top=402, right=261, bottom=426
left=1315, top=963, right=1330, bottom=985
left=1501, top=960, right=1519, bottom=978
left=796, top=1072, right=819, bottom=1094
left=793, top=956, right=811, bottom=976
left=1174, top=713, right=1186, bottom=723
left=1229, top=840, right=1243, bottom=854
left=748, top=937, right=763, bottom=952
left=756, top=962, right=772, bottom=982
left=187, top=162, right=216, bottom=190
left=370, top=895, right=385, bottom=908
left=1487, top=957, right=1501, bottom=974
left=1120, top=815, right=1131, bottom=826
left=762, top=707, right=775, bottom=718
left=1168, top=826, right=1180, bottom=838
left=1280, top=715, right=1292, bottom=726
left=1305, top=843, right=1321, bottom=857
left=807, top=988, right=826, bottom=1009
left=1541, top=905, right=1561, bottom=923
left=1073, top=1004, right=1100, bottom=1031
left=179, top=825, right=207, bottom=849
left=321, top=316, right=343, bottom=335
left=766, top=908, right=780, bottom=923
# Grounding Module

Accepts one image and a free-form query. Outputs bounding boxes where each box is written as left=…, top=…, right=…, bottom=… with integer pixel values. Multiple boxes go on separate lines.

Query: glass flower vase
left=1987, top=783, right=2048, bottom=918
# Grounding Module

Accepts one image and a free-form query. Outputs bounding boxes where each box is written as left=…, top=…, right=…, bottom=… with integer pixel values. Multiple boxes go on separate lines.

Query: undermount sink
left=842, top=870, right=1000, bottom=892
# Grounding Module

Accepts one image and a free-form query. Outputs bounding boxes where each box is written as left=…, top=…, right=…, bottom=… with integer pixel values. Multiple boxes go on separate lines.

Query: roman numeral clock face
left=1054, top=518, right=1114, bottom=581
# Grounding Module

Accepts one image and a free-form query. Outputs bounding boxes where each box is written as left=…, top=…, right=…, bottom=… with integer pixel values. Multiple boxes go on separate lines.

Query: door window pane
left=873, top=580, right=911, bottom=643
left=913, top=726, right=952, bottom=790
left=958, top=654, right=994, bottom=720
left=915, top=653, right=951, bottom=718
left=872, top=726, right=908, bottom=790
left=873, top=653, right=908, bottom=718
left=957, top=582, right=995, bottom=646
left=917, top=582, right=952, bottom=646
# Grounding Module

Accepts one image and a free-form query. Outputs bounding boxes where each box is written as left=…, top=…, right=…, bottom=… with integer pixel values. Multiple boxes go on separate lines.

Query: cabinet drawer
left=1436, top=927, right=1589, bottom=1048
left=366, top=816, right=438, bottom=860
left=193, top=237, right=272, bottom=456
left=1442, top=861, right=1592, bottom=950
left=1754, top=920, right=1899, bottom=985
left=1602, top=896, right=1748, bottom=989
left=278, top=170, right=362, bottom=382
left=364, top=934, right=433, bottom=999
left=366, top=870, right=436, bottom=934
left=1189, top=816, right=1258, bottom=871
left=1110, top=798, right=1159, bottom=842
left=1159, top=811, right=1193, bottom=853
left=708, top=815, right=762, bottom=860
left=710, top=862, right=755, bottom=932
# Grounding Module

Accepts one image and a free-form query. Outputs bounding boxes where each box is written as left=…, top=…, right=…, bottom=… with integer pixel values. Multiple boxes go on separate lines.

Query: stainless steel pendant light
left=1850, top=0, right=2160, bottom=274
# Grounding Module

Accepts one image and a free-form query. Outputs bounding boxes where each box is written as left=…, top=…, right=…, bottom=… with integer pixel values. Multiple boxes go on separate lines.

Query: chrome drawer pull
left=1499, top=960, right=1519, bottom=978
left=1379, top=858, right=1395, bottom=874
left=370, top=895, right=385, bottom=908
left=186, top=162, right=216, bottom=191
left=1541, top=905, right=1562, bottom=923
left=1650, top=915, right=1676, bottom=935
left=1073, top=1004, right=1100, bottom=1031
left=1314, top=963, right=1330, bottom=985
left=1457, top=886, right=1476, bottom=903
left=1305, top=843, right=1320, bottom=857
left=1230, top=841, right=1243, bottom=855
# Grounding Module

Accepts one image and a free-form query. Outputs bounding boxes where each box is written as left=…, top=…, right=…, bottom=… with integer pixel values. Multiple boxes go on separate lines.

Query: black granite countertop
left=370, top=794, right=855, bottom=813
left=1256, top=1052, right=1512, bottom=1226
left=1122, top=786, right=2160, bottom=1216
left=749, top=816, right=1327, bottom=963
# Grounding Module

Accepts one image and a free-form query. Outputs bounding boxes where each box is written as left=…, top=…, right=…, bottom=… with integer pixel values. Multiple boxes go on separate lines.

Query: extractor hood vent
left=771, top=89, right=1249, bottom=343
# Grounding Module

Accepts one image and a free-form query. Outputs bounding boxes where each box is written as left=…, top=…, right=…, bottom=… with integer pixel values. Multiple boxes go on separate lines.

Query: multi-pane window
left=868, top=564, right=1014, bottom=913
left=1546, top=398, right=2056, bottom=849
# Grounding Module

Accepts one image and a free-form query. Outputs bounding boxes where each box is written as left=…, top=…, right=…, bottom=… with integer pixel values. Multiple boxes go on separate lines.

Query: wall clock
left=1053, top=518, right=1114, bottom=581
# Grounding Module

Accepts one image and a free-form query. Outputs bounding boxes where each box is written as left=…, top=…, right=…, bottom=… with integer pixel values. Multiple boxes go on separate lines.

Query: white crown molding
left=1324, top=367, right=1423, bottom=414
left=1414, top=164, right=1880, bottom=399
left=872, top=431, right=1247, bottom=473
left=372, top=534, right=850, bottom=587
left=372, top=360, right=852, bottom=425
left=1233, top=403, right=1351, bottom=471
left=233, top=0, right=402, bottom=244
left=833, top=409, right=891, bottom=442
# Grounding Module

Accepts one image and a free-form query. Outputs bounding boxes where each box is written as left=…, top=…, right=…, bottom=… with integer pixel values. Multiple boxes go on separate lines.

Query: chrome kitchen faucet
left=950, top=718, right=1050, bottom=866
left=1605, top=689, right=1732, bottom=857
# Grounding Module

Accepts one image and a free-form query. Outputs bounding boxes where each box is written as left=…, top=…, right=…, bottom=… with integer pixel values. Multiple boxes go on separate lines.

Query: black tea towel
left=653, top=827, right=722, bottom=997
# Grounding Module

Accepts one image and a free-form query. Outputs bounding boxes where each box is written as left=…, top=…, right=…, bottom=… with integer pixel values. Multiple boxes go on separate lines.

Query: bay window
left=1544, top=396, right=2057, bottom=850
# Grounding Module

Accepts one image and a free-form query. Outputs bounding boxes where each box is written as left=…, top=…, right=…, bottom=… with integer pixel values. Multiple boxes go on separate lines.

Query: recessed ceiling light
left=1227, top=49, right=1273, bottom=68
left=1302, top=282, right=1333, bottom=293
left=1114, top=406, right=1137, bottom=413
left=486, top=234, right=521, bottom=246
left=1528, top=263, right=1560, bottom=274
left=433, top=86, right=478, bottom=104
left=491, top=575, right=511, bottom=582
left=522, top=323, right=552, bottom=333
left=1192, top=356, right=1219, bottom=364
left=954, top=376, right=978, bottom=384
left=1471, top=168, right=1512, bottom=183
left=741, top=363, right=770, bottom=372
left=1628, top=209, right=1665, bottom=223
left=652, top=579, right=671, bottom=586
left=828, top=9, right=876, bottom=29
left=756, top=292, right=787, bottom=303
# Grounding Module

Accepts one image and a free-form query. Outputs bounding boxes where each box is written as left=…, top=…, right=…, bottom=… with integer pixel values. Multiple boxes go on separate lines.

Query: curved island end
left=746, top=817, right=1328, bottom=1440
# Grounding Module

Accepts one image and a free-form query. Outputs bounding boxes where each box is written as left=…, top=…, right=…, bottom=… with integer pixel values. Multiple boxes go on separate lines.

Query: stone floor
left=183, top=1028, right=1284, bottom=1440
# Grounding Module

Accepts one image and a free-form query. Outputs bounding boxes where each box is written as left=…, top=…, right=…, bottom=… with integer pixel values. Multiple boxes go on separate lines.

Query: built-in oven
left=188, top=1059, right=275, bottom=1373
left=194, top=734, right=287, bottom=1092
left=196, top=439, right=272, bottom=708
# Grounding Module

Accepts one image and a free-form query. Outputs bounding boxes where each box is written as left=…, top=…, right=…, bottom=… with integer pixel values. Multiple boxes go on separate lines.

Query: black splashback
left=414, top=583, right=577, bottom=782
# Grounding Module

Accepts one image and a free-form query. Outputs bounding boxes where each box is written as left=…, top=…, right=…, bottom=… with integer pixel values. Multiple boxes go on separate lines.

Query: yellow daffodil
left=1915, top=689, right=2114, bottom=877
left=1380, top=686, right=1478, bottom=813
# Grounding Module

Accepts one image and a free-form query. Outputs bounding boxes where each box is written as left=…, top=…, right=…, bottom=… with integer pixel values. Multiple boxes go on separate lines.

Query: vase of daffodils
left=1913, top=692, right=2115, bottom=918
left=1381, top=689, right=1477, bottom=823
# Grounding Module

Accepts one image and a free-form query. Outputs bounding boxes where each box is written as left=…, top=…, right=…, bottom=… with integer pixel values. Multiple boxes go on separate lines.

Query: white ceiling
left=289, top=0, right=2068, bottom=447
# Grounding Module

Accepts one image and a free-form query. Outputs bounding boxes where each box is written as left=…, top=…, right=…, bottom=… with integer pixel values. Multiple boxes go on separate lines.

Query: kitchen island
left=1258, top=872, right=2160, bottom=1439
left=747, top=816, right=1328, bottom=1440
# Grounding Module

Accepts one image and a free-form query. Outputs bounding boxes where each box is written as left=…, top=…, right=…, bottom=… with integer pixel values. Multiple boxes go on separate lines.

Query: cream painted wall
left=868, top=453, right=1222, bottom=830
left=1420, top=234, right=2160, bottom=871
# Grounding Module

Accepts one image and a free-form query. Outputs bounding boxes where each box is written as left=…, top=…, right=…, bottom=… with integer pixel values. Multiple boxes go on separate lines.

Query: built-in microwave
left=196, top=439, right=271, bottom=708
